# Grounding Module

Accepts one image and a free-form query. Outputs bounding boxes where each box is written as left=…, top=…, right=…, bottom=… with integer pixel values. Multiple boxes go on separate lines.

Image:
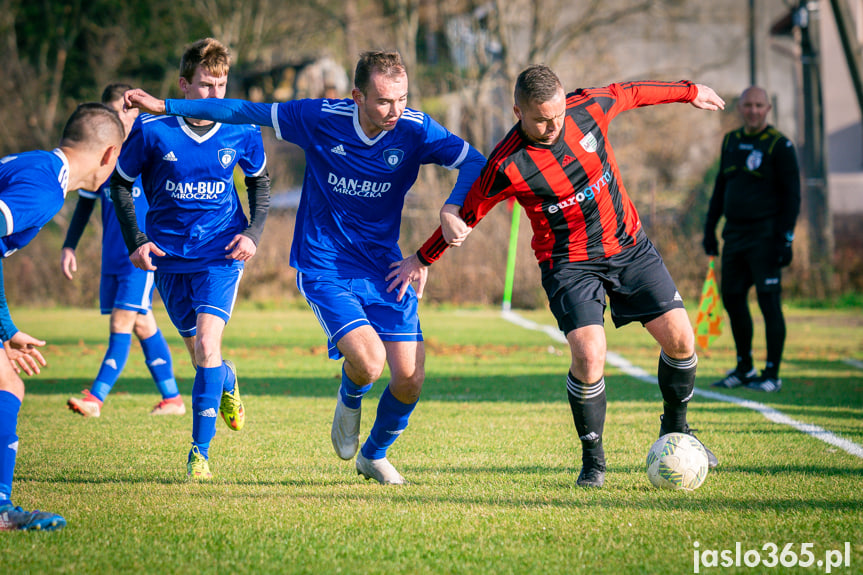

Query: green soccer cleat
left=0, top=503, right=66, bottom=531
left=219, top=360, right=245, bottom=431
left=187, top=445, right=212, bottom=480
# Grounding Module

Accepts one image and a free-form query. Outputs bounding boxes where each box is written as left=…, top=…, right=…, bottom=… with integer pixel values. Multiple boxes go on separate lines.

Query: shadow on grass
left=16, top=467, right=863, bottom=513
left=23, top=370, right=863, bottom=413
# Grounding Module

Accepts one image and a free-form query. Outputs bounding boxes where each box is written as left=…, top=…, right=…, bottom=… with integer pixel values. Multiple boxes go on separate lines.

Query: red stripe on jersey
left=561, top=113, right=621, bottom=258
left=584, top=102, right=641, bottom=252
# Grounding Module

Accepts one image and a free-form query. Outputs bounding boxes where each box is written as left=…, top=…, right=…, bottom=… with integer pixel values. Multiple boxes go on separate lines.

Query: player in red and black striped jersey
left=389, top=65, right=725, bottom=488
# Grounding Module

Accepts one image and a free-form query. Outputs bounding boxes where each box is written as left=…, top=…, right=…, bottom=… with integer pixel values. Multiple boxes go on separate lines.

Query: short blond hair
left=180, top=38, right=231, bottom=83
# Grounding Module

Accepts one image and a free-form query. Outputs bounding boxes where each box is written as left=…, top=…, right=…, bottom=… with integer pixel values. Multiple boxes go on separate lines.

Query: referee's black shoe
left=659, top=416, right=719, bottom=469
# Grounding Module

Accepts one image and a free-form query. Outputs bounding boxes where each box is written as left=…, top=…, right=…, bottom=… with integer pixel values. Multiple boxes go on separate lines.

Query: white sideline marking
left=501, top=310, right=863, bottom=459
left=843, top=358, right=863, bottom=371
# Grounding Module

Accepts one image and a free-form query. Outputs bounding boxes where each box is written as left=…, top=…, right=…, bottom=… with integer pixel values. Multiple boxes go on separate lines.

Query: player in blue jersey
left=63, top=83, right=185, bottom=418
left=0, top=103, right=125, bottom=530
left=125, top=50, right=485, bottom=484
left=111, top=38, right=271, bottom=480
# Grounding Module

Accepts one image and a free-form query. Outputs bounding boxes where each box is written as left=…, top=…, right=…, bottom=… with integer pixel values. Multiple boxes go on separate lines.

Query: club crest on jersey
left=383, top=149, right=404, bottom=170
left=580, top=132, right=598, bottom=153
left=218, top=148, right=237, bottom=169
left=746, top=150, right=763, bottom=171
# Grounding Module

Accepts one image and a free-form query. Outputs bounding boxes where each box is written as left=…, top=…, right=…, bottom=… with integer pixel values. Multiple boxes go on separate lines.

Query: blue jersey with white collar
left=0, top=149, right=69, bottom=258
left=78, top=175, right=148, bottom=275
left=115, top=114, right=267, bottom=272
left=274, top=98, right=473, bottom=278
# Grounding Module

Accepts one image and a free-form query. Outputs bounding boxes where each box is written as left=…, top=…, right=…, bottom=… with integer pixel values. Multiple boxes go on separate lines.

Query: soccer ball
left=646, top=433, right=709, bottom=491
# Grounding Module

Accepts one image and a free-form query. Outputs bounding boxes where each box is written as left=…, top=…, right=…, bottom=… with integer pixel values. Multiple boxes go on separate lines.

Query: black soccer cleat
left=576, top=456, right=606, bottom=488
left=659, top=415, right=719, bottom=469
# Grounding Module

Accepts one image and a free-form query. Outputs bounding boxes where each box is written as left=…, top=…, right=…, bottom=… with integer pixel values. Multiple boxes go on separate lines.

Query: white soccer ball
left=646, top=432, right=709, bottom=491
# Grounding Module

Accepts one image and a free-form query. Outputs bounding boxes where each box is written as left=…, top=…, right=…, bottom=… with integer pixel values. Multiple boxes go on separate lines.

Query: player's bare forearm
left=124, top=89, right=167, bottom=115
left=386, top=254, right=428, bottom=301
left=440, top=203, right=472, bottom=247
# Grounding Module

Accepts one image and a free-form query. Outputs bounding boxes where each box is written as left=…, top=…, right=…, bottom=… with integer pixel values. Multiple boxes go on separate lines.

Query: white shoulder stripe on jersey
left=322, top=100, right=354, bottom=118
left=115, top=163, right=137, bottom=183
left=443, top=141, right=469, bottom=171
left=245, top=156, right=268, bottom=178
left=401, top=109, right=425, bottom=124
left=0, top=199, right=14, bottom=236
left=141, top=114, right=171, bottom=125
left=271, top=103, right=283, bottom=141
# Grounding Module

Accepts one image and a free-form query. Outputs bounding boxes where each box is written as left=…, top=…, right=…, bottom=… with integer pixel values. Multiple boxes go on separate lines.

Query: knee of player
left=0, top=371, right=26, bottom=400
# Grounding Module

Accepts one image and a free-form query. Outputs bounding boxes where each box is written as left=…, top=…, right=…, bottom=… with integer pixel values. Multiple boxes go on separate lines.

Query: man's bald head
left=737, top=86, right=772, bottom=134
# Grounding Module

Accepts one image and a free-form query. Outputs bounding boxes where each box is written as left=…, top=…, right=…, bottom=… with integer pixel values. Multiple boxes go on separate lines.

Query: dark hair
left=101, top=83, right=134, bottom=105
left=354, top=51, right=406, bottom=94
left=514, top=65, right=564, bottom=108
left=180, top=38, right=231, bottom=83
left=60, top=103, right=124, bottom=148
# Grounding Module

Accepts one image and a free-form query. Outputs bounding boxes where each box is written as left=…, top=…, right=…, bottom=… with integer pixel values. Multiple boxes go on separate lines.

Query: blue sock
left=190, top=365, right=225, bottom=459
left=360, top=385, right=417, bottom=460
left=140, top=330, right=179, bottom=399
left=339, top=366, right=373, bottom=409
left=222, top=360, right=236, bottom=393
left=0, top=391, right=21, bottom=504
left=90, top=332, right=132, bottom=401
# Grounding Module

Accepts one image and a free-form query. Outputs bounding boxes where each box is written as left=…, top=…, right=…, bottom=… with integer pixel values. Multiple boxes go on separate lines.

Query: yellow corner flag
left=694, top=256, right=723, bottom=353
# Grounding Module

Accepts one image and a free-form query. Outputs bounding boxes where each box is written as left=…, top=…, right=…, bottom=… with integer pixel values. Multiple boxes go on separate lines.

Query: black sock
left=658, top=351, right=697, bottom=433
left=566, top=373, right=606, bottom=467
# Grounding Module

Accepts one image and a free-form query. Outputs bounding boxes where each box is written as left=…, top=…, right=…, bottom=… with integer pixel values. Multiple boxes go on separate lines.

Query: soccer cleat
left=150, top=395, right=186, bottom=416
left=67, top=390, right=103, bottom=417
left=710, top=367, right=757, bottom=389
left=0, top=503, right=66, bottom=531
left=331, top=394, right=361, bottom=460
left=747, top=374, right=782, bottom=393
left=219, top=360, right=245, bottom=431
left=660, top=416, right=719, bottom=469
left=355, top=452, right=406, bottom=485
left=576, top=465, right=605, bottom=488
left=187, top=446, right=212, bottom=480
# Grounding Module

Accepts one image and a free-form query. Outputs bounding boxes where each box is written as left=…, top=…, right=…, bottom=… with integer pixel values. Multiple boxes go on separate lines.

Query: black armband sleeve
left=109, top=170, right=150, bottom=254
left=62, top=195, right=97, bottom=250
left=242, top=170, right=271, bottom=246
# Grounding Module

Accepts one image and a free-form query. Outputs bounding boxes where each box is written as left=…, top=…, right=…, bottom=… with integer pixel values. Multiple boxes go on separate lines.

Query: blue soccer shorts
left=296, top=272, right=423, bottom=360
left=155, top=261, right=244, bottom=337
left=100, top=269, right=155, bottom=315
left=541, top=232, right=684, bottom=334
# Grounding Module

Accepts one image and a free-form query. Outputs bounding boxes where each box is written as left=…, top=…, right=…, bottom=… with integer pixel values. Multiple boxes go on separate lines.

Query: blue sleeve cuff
left=444, top=145, right=486, bottom=206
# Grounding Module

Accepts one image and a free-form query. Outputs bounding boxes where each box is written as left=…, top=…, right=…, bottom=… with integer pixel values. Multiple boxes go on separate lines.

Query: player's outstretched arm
left=124, top=89, right=166, bottom=115
left=690, top=85, right=725, bottom=111
left=4, top=331, right=47, bottom=376
left=386, top=254, right=429, bottom=302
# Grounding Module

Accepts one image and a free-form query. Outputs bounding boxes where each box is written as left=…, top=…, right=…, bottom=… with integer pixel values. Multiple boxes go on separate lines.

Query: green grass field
left=5, top=305, right=863, bottom=574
